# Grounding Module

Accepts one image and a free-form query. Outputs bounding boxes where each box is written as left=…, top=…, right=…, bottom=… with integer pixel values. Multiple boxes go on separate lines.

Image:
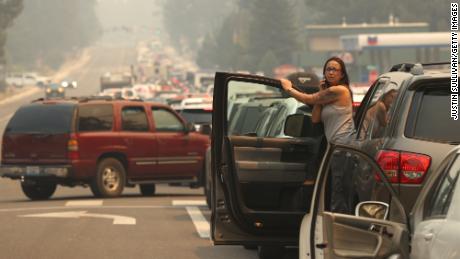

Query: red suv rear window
left=6, top=103, right=75, bottom=134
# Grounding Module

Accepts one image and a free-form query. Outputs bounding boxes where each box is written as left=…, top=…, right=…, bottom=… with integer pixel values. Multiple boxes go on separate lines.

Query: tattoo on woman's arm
left=314, top=89, right=339, bottom=104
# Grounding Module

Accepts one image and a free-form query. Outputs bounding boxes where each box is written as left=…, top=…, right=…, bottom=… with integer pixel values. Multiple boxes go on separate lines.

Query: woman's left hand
left=280, top=78, right=293, bottom=92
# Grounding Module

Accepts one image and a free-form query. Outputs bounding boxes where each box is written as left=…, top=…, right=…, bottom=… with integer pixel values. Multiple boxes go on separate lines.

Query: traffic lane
left=0, top=204, right=258, bottom=259
left=65, top=45, right=137, bottom=97
left=0, top=183, right=298, bottom=259
left=0, top=180, right=204, bottom=204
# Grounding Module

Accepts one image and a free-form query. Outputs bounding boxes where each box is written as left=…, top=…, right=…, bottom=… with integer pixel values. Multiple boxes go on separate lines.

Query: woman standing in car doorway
left=281, top=56, right=356, bottom=213
left=281, top=56, right=355, bottom=144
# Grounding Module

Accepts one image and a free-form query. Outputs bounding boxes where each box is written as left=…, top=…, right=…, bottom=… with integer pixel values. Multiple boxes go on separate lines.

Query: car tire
left=257, top=245, right=284, bottom=259
left=139, top=184, right=156, bottom=196
left=91, top=158, right=125, bottom=198
left=21, top=181, right=57, bottom=200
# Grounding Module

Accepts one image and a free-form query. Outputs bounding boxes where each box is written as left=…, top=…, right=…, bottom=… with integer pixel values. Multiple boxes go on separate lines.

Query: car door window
left=78, top=104, right=113, bottom=132
left=425, top=155, right=460, bottom=219
left=121, top=106, right=149, bottom=132
left=152, top=108, right=184, bottom=132
left=358, top=80, right=399, bottom=140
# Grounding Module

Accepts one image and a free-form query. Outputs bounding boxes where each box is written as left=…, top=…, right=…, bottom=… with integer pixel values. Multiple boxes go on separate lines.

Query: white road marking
left=65, top=200, right=103, bottom=207
left=185, top=206, right=210, bottom=239
left=0, top=205, right=174, bottom=213
left=172, top=200, right=207, bottom=206
left=19, top=210, right=136, bottom=225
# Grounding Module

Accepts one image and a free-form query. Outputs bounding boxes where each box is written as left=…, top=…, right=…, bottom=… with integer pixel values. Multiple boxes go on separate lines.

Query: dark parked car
left=45, top=83, right=65, bottom=99
left=0, top=98, right=210, bottom=200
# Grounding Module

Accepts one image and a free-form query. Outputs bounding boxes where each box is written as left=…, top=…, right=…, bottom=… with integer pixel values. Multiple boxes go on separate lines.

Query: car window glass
left=266, top=105, right=288, bottom=137
left=358, top=81, right=398, bottom=140
left=425, top=155, right=460, bottom=218
left=410, top=87, right=460, bottom=143
left=226, top=83, right=309, bottom=138
left=178, top=109, right=212, bottom=124
left=121, top=106, right=149, bottom=132
left=323, top=147, right=404, bottom=222
left=6, top=104, right=74, bottom=134
left=78, top=104, right=113, bottom=132
left=152, top=108, right=184, bottom=132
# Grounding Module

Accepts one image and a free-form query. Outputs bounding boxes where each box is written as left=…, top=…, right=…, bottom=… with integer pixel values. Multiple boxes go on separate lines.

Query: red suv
left=0, top=97, right=210, bottom=200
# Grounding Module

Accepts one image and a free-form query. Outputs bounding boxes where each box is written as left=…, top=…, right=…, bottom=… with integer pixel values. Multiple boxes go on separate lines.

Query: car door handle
left=424, top=233, right=434, bottom=241
left=315, top=243, right=328, bottom=249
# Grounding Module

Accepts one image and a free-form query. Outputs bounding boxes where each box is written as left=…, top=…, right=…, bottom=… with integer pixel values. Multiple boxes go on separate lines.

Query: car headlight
left=61, top=82, right=69, bottom=87
left=46, top=88, right=51, bottom=93
left=58, top=87, right=64, bottom=93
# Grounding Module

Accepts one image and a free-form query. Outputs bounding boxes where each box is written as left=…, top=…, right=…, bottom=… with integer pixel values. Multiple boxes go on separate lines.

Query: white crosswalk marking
left=172, top=200, right=207, bottom=206
left=185, top=206, right=210, bottom=239
left=65, top=200, right=103, bottom=207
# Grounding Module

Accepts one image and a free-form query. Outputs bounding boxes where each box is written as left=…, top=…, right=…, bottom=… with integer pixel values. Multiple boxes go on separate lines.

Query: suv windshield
left=5, top=103, right=75, bottom=134
left=410, top=87, right=460, bottom=143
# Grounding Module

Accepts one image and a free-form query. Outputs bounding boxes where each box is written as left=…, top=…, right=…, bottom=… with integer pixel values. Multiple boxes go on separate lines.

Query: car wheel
left=257, top=245, right=285, bottom=259
left=91, top=158, right=125, bottom=198
left=139, top=184, right=156, bottom=196
left=21, top=181, right=57, bottom=200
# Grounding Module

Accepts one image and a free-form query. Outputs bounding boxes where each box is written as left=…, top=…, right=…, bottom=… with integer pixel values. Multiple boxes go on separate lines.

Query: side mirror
left=196, top=123, right=212, bottom=135
left=284, top=114, right=313, bottom=137
left=355, top=201, right=389, bottom=220
left=185, top=122, right=196, bottom=133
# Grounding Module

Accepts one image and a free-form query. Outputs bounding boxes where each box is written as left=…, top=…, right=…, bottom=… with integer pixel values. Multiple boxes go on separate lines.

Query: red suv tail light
left=67, top=138, right=80, bottom=160
left=375, top=150, right=431, bottom=184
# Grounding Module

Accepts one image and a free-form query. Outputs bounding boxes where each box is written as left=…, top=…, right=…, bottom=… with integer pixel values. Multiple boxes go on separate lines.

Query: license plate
left=26, top=166, right=40, bottom=176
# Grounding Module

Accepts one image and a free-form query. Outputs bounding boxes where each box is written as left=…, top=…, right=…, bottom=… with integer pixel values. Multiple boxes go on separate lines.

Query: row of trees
left=196, top=0, right=301, bottom=76
left=0, top=0, right=23, bottom=91
left=163, top=0, right=450, bottom=75
left=5, top=0, right=101, bottom=70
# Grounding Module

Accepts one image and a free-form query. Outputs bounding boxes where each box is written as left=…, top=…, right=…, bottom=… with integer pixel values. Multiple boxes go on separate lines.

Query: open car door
left=307, top=144, right=411, bottom=259
left=211, top=72, right=324, bottom=247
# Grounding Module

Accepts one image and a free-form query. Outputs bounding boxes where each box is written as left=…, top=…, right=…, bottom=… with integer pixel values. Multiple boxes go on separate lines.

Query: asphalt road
left=0, top=43, right=278, bottom=259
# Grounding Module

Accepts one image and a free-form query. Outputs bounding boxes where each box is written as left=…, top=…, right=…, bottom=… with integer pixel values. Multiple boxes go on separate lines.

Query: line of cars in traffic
left=1, top=61, right=458, bottom=258
left=0, top=69, right=215, bottom=200
left=209, top=62, right=459, bottom=259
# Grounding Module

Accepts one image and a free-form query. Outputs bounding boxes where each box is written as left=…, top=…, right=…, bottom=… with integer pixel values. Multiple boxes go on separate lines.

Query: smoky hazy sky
left=96, top=1, right=162, bottom=32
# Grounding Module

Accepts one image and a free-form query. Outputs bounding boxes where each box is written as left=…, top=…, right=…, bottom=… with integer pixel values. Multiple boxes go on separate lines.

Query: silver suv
left=351, top=62, right=459, bottom=211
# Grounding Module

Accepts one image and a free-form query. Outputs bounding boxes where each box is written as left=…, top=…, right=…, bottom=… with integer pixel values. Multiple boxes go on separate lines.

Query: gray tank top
left=321, top=103, right=355, bottom=144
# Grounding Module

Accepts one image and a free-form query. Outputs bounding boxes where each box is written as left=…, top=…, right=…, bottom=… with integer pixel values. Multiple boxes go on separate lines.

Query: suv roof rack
left=77, top=96, right=144, bottom=103
left=389, top=62, right=449, bottom=75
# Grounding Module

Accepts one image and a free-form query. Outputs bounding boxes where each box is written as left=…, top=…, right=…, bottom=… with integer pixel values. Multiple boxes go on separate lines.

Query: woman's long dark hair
left=322, top=56, right=353, bottom=103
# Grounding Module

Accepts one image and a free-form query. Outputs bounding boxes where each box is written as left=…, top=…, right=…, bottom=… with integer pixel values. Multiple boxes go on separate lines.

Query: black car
left=45, top=83, right=65, bottom=99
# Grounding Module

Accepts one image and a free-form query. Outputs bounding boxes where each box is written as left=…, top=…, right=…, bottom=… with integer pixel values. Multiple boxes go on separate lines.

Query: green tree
left=196, top=32, right=218, bottom=69
left=0, top=0, right=23, bottom=91
left=246, top=0, right=300, bottom=71
left=257, top=50, right=279, bottom=77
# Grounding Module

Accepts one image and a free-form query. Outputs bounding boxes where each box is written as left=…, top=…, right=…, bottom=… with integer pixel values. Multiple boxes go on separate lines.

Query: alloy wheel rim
left=102, top=167, right=120, bottom=191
